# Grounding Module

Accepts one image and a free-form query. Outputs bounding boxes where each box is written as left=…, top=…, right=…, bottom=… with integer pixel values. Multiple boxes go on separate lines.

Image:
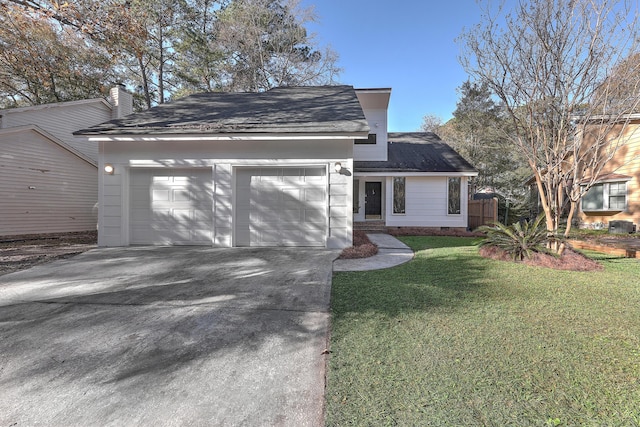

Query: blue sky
left=301, top=0, right=482, bottom=131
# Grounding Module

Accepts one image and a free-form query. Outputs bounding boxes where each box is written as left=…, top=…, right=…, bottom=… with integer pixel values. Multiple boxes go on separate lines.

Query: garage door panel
left=304, top=209, right=325, bottom=224
left=250, top=209, right=302, bottom=223
left=171, top=209, right=192, bottom=221
left=131, top=186, right=150, bottom=202
left=282, top=168, right=302, bottom=182
left=130, top=207, right=151, bottom=221
left=152, top=189, right=170, bottom=202
left=282, top=188, right=302, bottom=202
left=130, top=168, right=212, bottom=245
left=130, top=170, right=151, bottom=185
left=194, top=209, right=213, bottom=221
left=305, top=188, right=325, bottom=201
left=172, top=189, right=191, bottom=202
left=305, top=171, right=324, bottom=181
left=150, top=209, right=171, bottom=221
left=191, top=229, right=214, bottom=242
left=236, top=167, right=326, bottom=247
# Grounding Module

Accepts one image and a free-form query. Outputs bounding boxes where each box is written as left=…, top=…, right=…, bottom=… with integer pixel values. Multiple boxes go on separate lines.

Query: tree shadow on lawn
left=331, top=238, right=508, bottom=318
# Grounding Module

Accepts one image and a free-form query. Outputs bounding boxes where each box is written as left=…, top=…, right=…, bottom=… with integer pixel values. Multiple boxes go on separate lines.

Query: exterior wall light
left=104, top=164, right=115, bottom=174
left=334, top=162, right=342, bottom=173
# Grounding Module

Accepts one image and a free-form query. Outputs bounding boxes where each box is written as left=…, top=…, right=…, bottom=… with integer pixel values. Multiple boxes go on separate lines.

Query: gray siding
left=0, top=128, right=97, bottom=236
left=1, top=100, right=112, bottom=161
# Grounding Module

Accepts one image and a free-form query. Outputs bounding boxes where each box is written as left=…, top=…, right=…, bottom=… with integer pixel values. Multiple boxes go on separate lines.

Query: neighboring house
left=0, top=87, right=133, bottom=236
left=74, top=85, right=477, bottom=248
left=578, top=116, right=640, bottom=230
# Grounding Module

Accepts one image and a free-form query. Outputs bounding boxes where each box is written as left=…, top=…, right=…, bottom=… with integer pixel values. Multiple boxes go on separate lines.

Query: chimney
left=109, top=85, right=133, bottom=119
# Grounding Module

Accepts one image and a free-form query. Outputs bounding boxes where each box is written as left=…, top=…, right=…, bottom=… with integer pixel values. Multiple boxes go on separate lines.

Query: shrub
left=478, top=214, right=556, bottom=261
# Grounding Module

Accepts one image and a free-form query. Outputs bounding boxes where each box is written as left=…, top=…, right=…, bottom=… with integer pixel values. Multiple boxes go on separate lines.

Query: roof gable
left=75, top=85, right=370, bottom=137
left=354, top=132, right=477, bottom=174
left=0, top=125, right=97, bottom=167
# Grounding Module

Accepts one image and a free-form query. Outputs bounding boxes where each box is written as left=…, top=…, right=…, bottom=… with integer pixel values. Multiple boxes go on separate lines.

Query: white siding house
left=0, top=87, right=133, bottom=236
left=354, top=88, right=477, bottom=232
left=76, top=85, right=477, bottom=249
left=76, top=86, right=366, bottom=249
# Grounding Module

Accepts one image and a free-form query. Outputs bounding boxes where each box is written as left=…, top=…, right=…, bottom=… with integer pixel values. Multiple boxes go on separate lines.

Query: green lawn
left=326, top=237, right=640, bottom=426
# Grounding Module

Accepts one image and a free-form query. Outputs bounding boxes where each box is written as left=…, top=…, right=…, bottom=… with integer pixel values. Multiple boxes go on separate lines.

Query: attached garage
left=235, top=167, right=327, bottom=247
left=77, top=85, right=367, bottom=248
left=129, top=168, right=213, bottom=245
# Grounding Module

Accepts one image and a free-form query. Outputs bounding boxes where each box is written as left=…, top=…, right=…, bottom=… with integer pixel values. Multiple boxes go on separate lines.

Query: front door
left=365, top=182, right=382, bottom=219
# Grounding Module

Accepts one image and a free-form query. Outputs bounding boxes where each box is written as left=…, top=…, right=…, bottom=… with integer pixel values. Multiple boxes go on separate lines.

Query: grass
left=326, top=236, right=640, bottom=426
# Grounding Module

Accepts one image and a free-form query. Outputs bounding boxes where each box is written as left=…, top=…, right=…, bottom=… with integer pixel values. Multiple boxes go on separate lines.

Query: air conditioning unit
left=608, top=220, right=635, bottom=234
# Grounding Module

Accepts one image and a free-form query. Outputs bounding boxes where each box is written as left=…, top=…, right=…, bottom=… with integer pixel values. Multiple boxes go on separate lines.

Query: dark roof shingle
left=74, top=85, right=369, bottom=136
left=354, top=132, right=477, bottom=173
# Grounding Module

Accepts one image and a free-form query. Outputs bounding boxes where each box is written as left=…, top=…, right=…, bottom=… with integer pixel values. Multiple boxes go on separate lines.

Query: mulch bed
left=388, top=227, right=484, bottom=238
left=338, top=230, right=379, bottom=259
left=479, top=245, right=604, bottom=271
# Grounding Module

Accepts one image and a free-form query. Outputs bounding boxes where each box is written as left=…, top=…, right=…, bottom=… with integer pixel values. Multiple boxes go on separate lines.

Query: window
left=393, top=177, right=405, bottom=214
left=582, top=181, right=627, bottom=211
left=448, top=177, right=461, bottom=215
left=353, top=179, right=360, bottom=213
left=355, top=133, right=377, bottom=144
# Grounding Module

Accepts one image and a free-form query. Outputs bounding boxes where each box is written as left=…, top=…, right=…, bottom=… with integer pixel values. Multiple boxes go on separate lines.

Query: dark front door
left=365, top=182, right=382, bottom=218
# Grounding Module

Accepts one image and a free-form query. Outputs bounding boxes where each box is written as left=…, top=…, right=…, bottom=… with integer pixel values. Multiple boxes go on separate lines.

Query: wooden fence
left=468, top=198, right=498, bottom=230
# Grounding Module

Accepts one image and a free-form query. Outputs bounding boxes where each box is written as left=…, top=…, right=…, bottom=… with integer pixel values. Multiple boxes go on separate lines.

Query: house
left=0, top=87, right=133, bottom=236
left=74, top=85, right=477, bottom=248
left=578, top=116, right=640, bottom=230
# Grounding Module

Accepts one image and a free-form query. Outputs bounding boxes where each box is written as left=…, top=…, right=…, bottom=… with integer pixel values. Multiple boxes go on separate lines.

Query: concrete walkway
left=333, top=233, right=414, bottom=272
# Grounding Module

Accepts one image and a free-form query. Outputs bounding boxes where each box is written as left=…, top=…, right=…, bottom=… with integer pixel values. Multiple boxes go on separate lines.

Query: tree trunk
left=158, top=24, right=164, bottom=104
left=138, top=54, right=152, bottom=109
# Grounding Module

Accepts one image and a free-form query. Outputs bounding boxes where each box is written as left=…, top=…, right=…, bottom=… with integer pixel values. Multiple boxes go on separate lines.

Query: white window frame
left=447, top=177, right=462, bottom=215
left=392, top=177, right=406, bottom=215
left=581, top=181, right=628, bottom=212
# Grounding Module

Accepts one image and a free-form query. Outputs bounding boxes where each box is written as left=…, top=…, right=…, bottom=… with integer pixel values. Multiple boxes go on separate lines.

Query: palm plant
left=478, top=214, right=557, bottom=260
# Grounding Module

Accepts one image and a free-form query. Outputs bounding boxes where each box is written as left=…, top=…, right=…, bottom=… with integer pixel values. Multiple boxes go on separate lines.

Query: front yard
left=326, top=236, right=640, bottom=426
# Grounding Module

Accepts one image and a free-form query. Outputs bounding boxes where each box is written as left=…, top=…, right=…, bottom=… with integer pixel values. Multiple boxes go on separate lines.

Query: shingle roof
left=74, top=85, right=369, bottom=136
left=354, top=132, right=477, bottom=173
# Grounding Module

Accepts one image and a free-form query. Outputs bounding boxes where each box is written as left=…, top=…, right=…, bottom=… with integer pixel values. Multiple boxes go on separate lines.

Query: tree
left=214, top=0, right=341, bottom=91
left=419, top=114, right=443, bottom=133
left=0, top=0, right=158, bottom=106
left=459, top=0, right=640, bottom=250
left=446, top=81, right=529, bottom=200
left=1, top=0, right=341, bottom=106
left=0, top=2, right=116, bottom=107
left=172, top=0, right=228, bottom=95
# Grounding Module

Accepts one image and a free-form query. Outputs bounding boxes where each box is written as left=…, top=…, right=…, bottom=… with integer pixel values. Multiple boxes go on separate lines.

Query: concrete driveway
left=0, top=246, right=339, bottom=426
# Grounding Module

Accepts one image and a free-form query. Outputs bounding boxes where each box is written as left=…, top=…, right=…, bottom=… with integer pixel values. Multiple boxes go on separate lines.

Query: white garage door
left=236, top=167, right=327, bottom=247
left=130, top=168, right=213, bottom=245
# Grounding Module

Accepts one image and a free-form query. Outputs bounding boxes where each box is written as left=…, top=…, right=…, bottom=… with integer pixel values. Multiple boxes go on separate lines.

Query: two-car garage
left=128, top=166, right=328, bottom=247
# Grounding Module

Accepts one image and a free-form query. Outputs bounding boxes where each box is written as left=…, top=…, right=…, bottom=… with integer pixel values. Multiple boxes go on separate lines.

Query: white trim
left=581, top=181, right=628, bottom=212
left=447, top=177, right=463, bottom=216
left=125, top=159, right=339, bottom=168
left=391, top=176, right=406, bottom=215
left=86, top=133, right=368, bottom=142
left=355, top=171, right=478, bottom=177
left=325, top=163, right=331, bottom=248
left=592, top=176, right=633, bottom=184
left=122, top=166, right=130, bottom=246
